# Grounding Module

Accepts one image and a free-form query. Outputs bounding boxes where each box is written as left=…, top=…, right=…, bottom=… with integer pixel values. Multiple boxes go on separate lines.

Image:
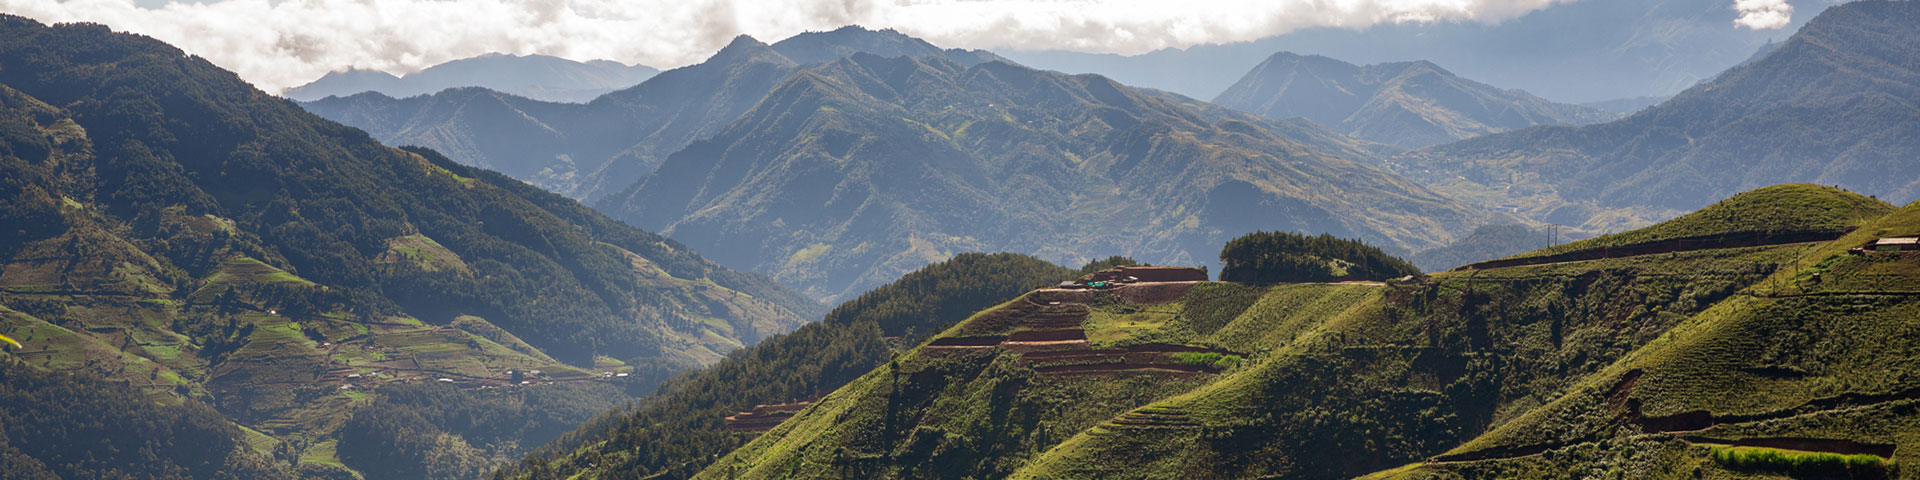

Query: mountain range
left=304, top=27, right=1498, bottom=302
left=0, top=15, right=819, bottom=480
left=1002, top=0, right=1815, bottom=103
left=1212, top=53, right=1618, bottom=149
left=593, top=51, right=1495, bottom=301
left=7, top=1, right=1920, bottom=479
left=282, top=53, right=660, bottom=104
left=299, top=26, right=1005, bottom=204
left=1388, top=0, right=1920, bottom=233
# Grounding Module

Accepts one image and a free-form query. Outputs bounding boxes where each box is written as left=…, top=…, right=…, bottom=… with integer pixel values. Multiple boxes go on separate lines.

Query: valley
left=2, top=1, right=1918, bottom=479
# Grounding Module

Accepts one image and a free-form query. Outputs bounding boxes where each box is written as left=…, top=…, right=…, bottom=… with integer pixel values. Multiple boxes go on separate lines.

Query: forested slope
left=496, top=253, right=1122, bottom=480
left=0, top=16, right=817, bottom=480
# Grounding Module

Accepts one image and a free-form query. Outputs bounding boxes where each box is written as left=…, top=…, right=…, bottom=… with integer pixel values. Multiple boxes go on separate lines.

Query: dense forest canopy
left=1219, top=231, right=1421, bottom=283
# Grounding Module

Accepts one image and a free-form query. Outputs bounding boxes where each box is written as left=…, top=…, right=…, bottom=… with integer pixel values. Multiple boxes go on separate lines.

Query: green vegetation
left=1169, top=352, right=1240, bottom=370
left=1510, top=184, right=1891, bottom=260
left=1219, top=231, right=1421, bottom=283
left=495, top=253, right=1099, bottom=480
left=337, top=382, right=629, bottom=480
left=1710, top=446, right=1893, bottom=477
left=593, top=37, right=1489, bottom=301
left=0, top=15, right=822, bottom=480
left=0, top=359, right=292, bottom=479
left=644, top=182, right=1914, bottom=480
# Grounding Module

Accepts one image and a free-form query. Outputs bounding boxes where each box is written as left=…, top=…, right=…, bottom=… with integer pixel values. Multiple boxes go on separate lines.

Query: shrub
left=1710, top=446, right=1894, bottom=478
left=1170, top=352, right=1241, bottom=371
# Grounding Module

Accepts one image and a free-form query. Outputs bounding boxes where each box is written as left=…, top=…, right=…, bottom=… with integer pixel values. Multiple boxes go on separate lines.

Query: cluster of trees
left=1219, top=231, right=1420, bottom=283
left=496, top=253, right=1117, bottom=480
left=336, top=382, right=629, bottom=480
left=0, top=359, right=291, bottom=479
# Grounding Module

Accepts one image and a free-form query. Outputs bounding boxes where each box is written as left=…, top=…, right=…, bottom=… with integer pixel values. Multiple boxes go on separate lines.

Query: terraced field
left=694, top=185, right=1920, bottom=480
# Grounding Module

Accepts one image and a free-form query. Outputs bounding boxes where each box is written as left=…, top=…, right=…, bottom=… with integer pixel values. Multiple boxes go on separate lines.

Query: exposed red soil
left=1028, top=289, right=1098, bottom=305
left=925, top=336, right=1007, bottom=347
left=1113, top=282, right=1201, bottom=304
left=1008, top=329, right=1086, bottom=342
left=724, top=399, right=817, bottom=432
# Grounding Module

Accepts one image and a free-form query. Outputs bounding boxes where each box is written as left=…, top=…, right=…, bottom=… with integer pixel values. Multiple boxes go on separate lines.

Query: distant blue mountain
left=1003, top=0, right=1817, bottom=103
left=284, top=53, right=659, bottom=103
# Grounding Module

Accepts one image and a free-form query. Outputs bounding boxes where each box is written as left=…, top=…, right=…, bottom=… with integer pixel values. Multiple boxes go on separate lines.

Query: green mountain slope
left=1212, top=53, right=1616, bottom=149
left=1393, top=0, right=1920, bottom=234
left=492, top=253, right=1109, bottom=480
left=1371, top=191, right=1920, bottom=479
left=0, top=16, right=818, bottom=479
left=298, top=26, right=1002, bottom=203
left=0, top=358, right=296, bottom=479
left=598, top=53, right=1496, bottom=301
left=686, top=184, right=1908, bottom=479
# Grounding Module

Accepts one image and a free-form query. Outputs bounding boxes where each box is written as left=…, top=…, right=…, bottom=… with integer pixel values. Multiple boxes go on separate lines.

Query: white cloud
left=0, top=0, right=1579, bottom=93
left=1733, top=0, right=1793, bottom=29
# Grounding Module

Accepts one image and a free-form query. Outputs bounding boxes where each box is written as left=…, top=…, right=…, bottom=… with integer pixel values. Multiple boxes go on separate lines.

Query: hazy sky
left=0, top=0, right=1799, bottom=93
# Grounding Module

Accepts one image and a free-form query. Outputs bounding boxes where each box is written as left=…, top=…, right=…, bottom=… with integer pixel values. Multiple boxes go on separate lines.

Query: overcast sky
left=0, top=0, right=1800, bottom=93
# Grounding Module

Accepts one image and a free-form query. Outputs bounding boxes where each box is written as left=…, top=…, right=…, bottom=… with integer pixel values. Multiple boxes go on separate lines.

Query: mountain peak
left=771, top=25, right=1005, bottom=67
left=827, top=24, right=891, bottom=35
left=1216, top=52, right=1610, bottom=149
left=723, top=33, right=767, bottom=50
left=1408, top=0, right=1920, bottom=227
left=708, top=34, right=787, bottom=65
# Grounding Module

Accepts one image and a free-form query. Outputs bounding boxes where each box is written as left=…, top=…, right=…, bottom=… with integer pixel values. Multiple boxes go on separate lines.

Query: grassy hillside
left=0, top=16, right=818, bottom=480
left=1495, top=184, right=1890, bottom=263
left=1369, top=195, right=1920, bottom=479
left=688, top=184, right=1906, bottom=479
left=494, top=253, right=1102, bottom=480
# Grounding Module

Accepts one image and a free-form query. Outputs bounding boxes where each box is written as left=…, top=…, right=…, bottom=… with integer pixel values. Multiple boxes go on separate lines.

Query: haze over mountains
left=306, top=26, right=1499, bottom=302
left=300, top=27, right=1003, bottom=204
left=1212, top=53, right=1618, bottom=149
left=1003, top=0, right=1817, bottom=103
left=1390, top=0, right=1920, bottom=232
left=284, top=53, right=660, bottom=104
left=596, top=51, right=1492, bottom=301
